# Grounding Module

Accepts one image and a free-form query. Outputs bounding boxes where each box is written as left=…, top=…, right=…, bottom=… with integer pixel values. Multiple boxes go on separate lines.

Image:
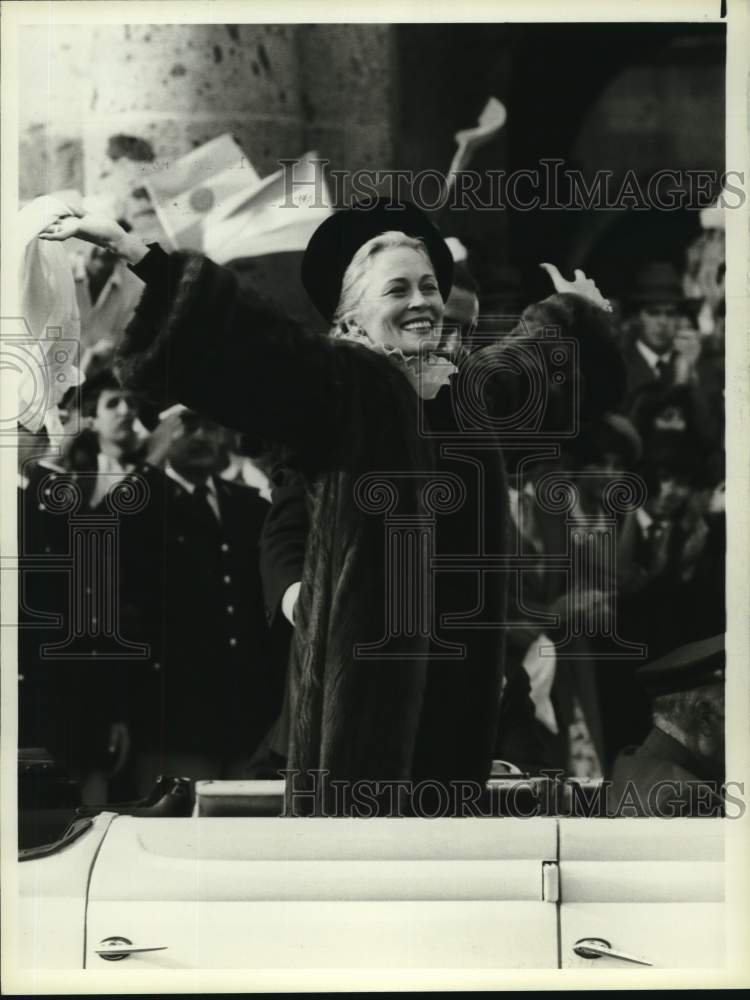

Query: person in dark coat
left=40, top=202, right=620, bottom=816
left=606, top=634, right=725, bottom=817
left=254, top=469, right=545, bottom=778
left=502, top=423, right=636, bottom=781
left=251, top=257, right=542, bottom=780
left=248, top=466, right=311, bottom=776
left=620, top=263, right=690, bottom=404
left=617, top=439, right=725, bottom=663
left=619, top=262, right=723, bottom=436
left=129, top=407, right=281, bottom=795
left=486, top=284, right=633, bottom=778
left=629, top=381, right=721, bottom=459
left=18, top=370, right=159, bottom=802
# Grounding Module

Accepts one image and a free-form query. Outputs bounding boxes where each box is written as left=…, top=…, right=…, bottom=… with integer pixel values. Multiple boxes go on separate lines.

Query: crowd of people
left=17, top=196, right=726, bottom=815
left=499, top=253, right=725, bottom=789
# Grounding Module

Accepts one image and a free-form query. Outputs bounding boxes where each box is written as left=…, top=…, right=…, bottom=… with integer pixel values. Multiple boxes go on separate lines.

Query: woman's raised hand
left=539, top=262, right=613, bottom=313
left=39, top=210, right=124, bottom=247
left=38, top=210, right=149, bottom=265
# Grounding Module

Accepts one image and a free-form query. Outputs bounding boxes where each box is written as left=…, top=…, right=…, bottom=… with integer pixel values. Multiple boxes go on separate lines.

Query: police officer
left=606, top=634, right=725, bottom=817
left=130, top=407, right=281, bottom=796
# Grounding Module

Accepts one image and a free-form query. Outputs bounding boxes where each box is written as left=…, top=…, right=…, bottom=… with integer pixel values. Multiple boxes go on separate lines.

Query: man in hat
left=606, top=634, right=725, bottom=817
left=621, top=261, right=705, bottom=414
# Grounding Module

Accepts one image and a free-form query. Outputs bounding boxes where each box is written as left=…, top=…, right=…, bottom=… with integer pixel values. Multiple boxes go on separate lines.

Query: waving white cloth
left=13, top=196, right=83, bottom=432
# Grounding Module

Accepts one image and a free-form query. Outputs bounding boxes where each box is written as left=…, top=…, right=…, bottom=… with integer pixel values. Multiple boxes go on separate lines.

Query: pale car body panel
left=18, top=812, right=116, bottom=970
left=557, top=818, right=725, bottom=968
left=85, top=817, right=558, bottom=969
left=17, top=813, right=726, bottom=973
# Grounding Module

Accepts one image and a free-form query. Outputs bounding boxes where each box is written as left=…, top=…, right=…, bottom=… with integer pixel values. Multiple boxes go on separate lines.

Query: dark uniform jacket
left=607, top=726, right=724, bottom=817
left=18, top=458, right=162, bottom=771
left=19, top=455, right=279, bottom=770
left=130, top=471, right=281, bottom=759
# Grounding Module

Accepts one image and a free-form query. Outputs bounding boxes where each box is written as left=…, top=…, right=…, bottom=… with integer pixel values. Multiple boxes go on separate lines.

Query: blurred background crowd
left=17, top=212, right=726, bottom=802
left=15, top=21, right=727, bottom=807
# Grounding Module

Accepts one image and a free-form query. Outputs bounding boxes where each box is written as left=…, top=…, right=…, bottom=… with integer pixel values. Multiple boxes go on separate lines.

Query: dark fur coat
left=116, top=246, right=509, bottom=814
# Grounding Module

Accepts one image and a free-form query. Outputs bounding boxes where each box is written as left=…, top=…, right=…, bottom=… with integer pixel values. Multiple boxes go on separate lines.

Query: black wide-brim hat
left=301, top=198, right=454, bottom=322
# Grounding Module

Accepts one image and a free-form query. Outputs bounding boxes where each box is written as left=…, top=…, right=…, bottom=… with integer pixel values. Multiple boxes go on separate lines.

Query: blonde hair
left=331, top=231, right=433, bottom=333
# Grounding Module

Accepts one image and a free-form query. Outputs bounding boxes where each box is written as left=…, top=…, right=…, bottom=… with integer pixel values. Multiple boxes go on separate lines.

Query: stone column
left=20, top=22, right=397, bottom=204
left=82, top=23, right=395, bottom=201
left=18, top=22, right=397, bottom=317
left=78, top=24, right=397, bottom=319
left=18, top=23, right=88, bottom=200
left=83, top=24, right=306, bottom=203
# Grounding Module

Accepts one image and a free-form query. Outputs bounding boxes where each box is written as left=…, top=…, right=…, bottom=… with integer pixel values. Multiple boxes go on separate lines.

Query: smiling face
left=344, top=244, right=445, bottom=355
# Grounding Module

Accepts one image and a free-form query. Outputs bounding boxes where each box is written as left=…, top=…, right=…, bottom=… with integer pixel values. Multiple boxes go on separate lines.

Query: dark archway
left=395, top=22, right=725, bottom=304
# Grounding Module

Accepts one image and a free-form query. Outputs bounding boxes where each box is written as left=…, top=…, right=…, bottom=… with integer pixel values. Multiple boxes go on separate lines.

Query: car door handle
left=95, top=936, right=168, bottom=961
left=573, top=937, right=653, bottom=966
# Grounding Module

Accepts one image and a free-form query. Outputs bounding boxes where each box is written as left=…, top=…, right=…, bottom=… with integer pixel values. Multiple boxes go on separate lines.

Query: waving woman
left=40, top=200, right=617, bottom=815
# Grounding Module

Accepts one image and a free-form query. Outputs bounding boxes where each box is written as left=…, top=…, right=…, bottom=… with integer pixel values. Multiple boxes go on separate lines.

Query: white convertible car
left=16, top=779, right=725, bottom=974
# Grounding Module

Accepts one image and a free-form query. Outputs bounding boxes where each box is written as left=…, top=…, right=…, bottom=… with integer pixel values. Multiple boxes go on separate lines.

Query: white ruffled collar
left=334, top=326, right=458, bottom=400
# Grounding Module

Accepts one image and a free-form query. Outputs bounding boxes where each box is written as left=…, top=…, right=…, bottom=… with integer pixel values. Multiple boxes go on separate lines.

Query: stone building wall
left=19, top=23, right=396, bottom=204
left=18, top=22, right=397, bottom=323
left=18, top=21, right=724, bottom=307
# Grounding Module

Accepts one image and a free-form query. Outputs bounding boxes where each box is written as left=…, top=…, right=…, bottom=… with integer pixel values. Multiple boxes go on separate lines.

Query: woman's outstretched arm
left=117, top=244, right=341, bottom=462
left=40, top=212, right=342, bottom=466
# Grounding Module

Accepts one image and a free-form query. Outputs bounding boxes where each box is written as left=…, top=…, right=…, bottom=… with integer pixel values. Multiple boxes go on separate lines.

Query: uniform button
left=85, top=587, right=92, bottom=596
left=92, top=650, right=98, bottom=657
left=44, top=546, right=52, bottom=554
left=223, top=574, right=232, bottom=584
left=153, top=661, right=161, bottom=671
left=177, top=535, right=185, bottom=543
left=229, top=637, right=237, bottom=647
left=221, top=543, right=229, bottom=553
left=226, top=605, right=234, bottom=614
left=38, top=503, right=46, bottom=511
left=44, top=488, right=51, bottom=496
left=49, top=474, right=57, bottom=481
left=91, top=617, right=97, bottom=626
